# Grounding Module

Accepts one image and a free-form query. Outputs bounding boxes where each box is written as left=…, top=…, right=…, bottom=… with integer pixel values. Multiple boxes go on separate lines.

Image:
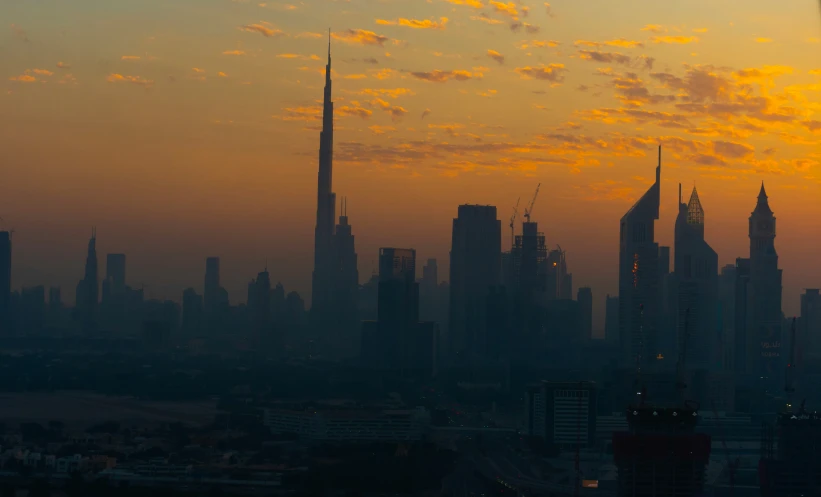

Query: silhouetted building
left=0, top=231, right=10, bottom=335
left=612, top=406, right=711, bottom=497
left=420, top=258, right=438, bottom=321
left=332, top=197, right=359, bottom=352
left=75, top=228, right=99, bottom=333
left=544, top=247, right=572, bottom=301
left=619, top=148, right=661, bottom=369
left=578, top=287, right=593, bottom=340
left=311, top=37, right=338, bottom=319
left=448, top=205, right=501, bottom=361
left=733, top=257, right=751, bottom=375
left=801, top=289, right=821, bottom=360
left=747, top=183, right=783, bottom=381
left=18, top=285, right=45, bottom=335
left=673, top=185, right=718, bottom=370
left=362, top=248, right=438, bottom=377
left=605, top=294, right=619, bottom=345
left=760, top=411, right=821, bottom=497
left=524, top=381, right=597, bottom=448
left=105, top=254, right=126, bottom=296
left=719, top=264, right=737, bottom=371
left=248, top=268, right=272, bottom=346
left=181, top=287, right=203, bottom=338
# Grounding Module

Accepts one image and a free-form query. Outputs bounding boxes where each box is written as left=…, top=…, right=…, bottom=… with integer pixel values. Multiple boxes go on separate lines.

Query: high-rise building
left=524, top=381, right=597, bottom=448
left=248, top=269, right=272, bottom=346
left=578, top=287, right=593, bottom=340
left=448, top=205, right=501, bottom=361
left=605, top=294, right=619, bottom=344
left=673, top=185, right=718, bottom=370
left=420, top=258, right=438, bottom=322
left=75, top=228, right=99, bottom=332
left=747, top=183, right=783, bottom=380
left=0, top=231, right=10, bottom=335
left=718, top=264, right=737, bottom=371
left=545, top=248, right=572, bottom=301
left=204, top=256, right=220, bottom=312
left=733, top=257, right=751, bottom=374
left=619, top=147, right=661, bottom=369
left=332, top=197, right=359, bottom=341
left=311, top=35, right=337, bottom=318
left=801, top=289, right=821, bottom=359
left=181, top=287, right=203, bottom=338
left=105, top=254, right=126, bottom=295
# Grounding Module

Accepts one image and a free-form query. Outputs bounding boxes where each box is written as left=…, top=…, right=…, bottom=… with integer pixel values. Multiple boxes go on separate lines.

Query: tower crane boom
left=523, top=183, right=541, bottom=222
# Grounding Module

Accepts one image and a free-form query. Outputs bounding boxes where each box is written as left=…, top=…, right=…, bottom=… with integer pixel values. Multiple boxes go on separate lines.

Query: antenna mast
left=509, top=198, right=520, bottom=250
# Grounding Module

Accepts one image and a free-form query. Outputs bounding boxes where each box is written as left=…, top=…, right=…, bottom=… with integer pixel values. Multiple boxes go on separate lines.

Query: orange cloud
left=343, top=74, right=368, bottom=79
left=121, top=56, right=141, bottom=61
left=370, top=68, right=400, bottom=80
left=56, top=62, right=71, bottom=69
left=106, top=73, right=153, bottom=87
left=238, top=23, right=284, bottom=38
left=575, top=39, right=645, bottom=48
left=514, top=63, right=567, bottom=83
left=446, top=0, right=484, bottom=7
left=489, top=0, right=518, bottom=18
left=369, top=125, right=397, bottom=134
left=651, top=36, right=698, bottom=44
left=31, top=69, right=53, bottom=76
left=487, top=49, right=505, bottom=65
left=408, top=69, right=479, bottom=82
left=371, top=98, right=408, bottom=120
left=192, top=68, right=205, bottom=73
left=8, top=74, right=37, bottom=83
left=223, top=50, right=246, bottom=55
left=693, top=28, right=708, bottom=33
left=755, top=37, right=773, bottom=43
left=337, top=105, right=373, bottom=119
left=641, top=24, right=667, bottom=33
left=358, top=88, right=415, bottom=98
left=376, top=17, right=448, bottom=30
left=332, top=29, right=391, bottom=46
left=218, top=72, right=228, bottom=77
left=470, top=13, right=504, bottom=25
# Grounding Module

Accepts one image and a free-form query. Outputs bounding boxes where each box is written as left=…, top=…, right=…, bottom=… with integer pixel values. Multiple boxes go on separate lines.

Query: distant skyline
left=2, top=0, right=821, bottom=329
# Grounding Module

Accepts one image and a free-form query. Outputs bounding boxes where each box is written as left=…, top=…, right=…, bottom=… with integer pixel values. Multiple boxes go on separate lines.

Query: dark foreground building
left=612, top=405, right=711, bottom=496
left=760, top=410, right=821, bottom=497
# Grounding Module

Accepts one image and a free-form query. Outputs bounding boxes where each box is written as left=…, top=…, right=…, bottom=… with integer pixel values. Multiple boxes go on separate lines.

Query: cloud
left=514, top=63, right=567, bottom=83
left=31, top=69, right=53, bottom=76
left=357, top=87, right=415, bottom=98
left=8, top=74, right=37, bottom=83
left=574, top=39, right=644, bottom=49
left=510, top=22, right=540, bottom=34
left=371, top=98, right=408, bottom=120
left=651, top=36, right=699, bottom=44
left=421, top=109, right=431, bottom=119
left=693, top=28, right=708, bottom=33
left=106, top=73, right=154, bottom=88
left=489, top=0, right=518, bottom=18
left=369, top=125, right=397, bottom=134
left=218, top=72, right=228, bottom=77
left=238, top=23, right=284, bottom=38
left=478, top=89, right=498, bottom=97
left=604, top=71, right=677, bottom=107
left=641, top=24, right=667, bottom=33
left=277, top=53, right=321, bottom=61
left=487, top=49, right=505, bottom=65
left=337, top=105, right=373, bottom=119
left=10, top=24, right=29, bottom=42
left=363, top=57, right=379, bottom=64
left=578, top=50, right=632, bottom=65
left=470, top=13, right=504, bottom=25
left=333, top=29, right=391, bottom=46
left=121, top=56, right=141, bottom=61
left=192, top=67, right=205, bottom=73
left=755, top=37, right=773, bottom=43
left=223, top=50, right=246, bottom=55
left=295, top=32, right=323, bottom=39
left=517, top=40, right=561, bottom=49
left=376, top=17, right=448, bottom=30
left=56, top=62, right=71, bottom=69
left=370, top=68, right=400, bottom=80
left=343, top=74, right=368, bottom=79
left=408, top=69, right=479, bottom=82
left=446, top=0, right=484, bottom=7
left=544, top=3, right=555, bottom=17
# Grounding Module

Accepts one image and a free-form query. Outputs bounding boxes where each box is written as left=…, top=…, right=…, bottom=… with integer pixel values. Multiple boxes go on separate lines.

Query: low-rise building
left=263, top=406, right=431, bottom=442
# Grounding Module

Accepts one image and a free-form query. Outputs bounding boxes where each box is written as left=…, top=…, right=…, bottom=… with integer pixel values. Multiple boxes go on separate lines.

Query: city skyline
left=3, top=0, right=821, bottom=327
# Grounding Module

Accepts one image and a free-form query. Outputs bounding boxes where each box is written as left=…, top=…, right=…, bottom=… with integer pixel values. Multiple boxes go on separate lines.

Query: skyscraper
left=75, top=228, right=99, bottom=332
left=0, top=231, right=10, bottom=335
left=248, top=268, right=272, bottom=346
left=578, top=287, right=593, bottom=340
left=311, top=34, right=337, bottom=317
left=747, top=183, right=782, bottom=380
left=332, top=197, right=359, bottom=340
left=448, top=204, right=501, bottom=360
left=673, top=185, right=718, bottom=370
left=801, top=289, right=821, bottom=359
left=619, top=147, right=661, bottom=369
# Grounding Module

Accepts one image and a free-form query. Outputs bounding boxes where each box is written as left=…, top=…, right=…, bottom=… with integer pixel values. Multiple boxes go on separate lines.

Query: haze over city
left=3, top=0, right=821, bottom=327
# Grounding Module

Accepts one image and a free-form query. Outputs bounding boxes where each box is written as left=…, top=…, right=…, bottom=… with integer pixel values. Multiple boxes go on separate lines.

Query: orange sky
left=2, top=0, right=820, bottom=329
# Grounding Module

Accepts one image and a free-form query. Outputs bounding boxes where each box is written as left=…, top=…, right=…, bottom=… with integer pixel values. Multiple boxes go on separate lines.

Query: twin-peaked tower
left=310, top=34, right=359, bottom=343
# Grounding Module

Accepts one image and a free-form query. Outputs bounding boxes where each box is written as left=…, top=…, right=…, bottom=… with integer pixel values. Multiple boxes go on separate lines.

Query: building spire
left=656, top=145, right=661, bottom=184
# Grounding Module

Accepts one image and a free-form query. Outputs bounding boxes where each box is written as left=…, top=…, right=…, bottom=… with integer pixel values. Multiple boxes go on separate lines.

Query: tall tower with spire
left=746, top=182, right=782, bottom=379
left=619, top=147, right=662, bottom=370
left=311, top=31, right=338, bottom=318
left=673, top=185, right=718, bottom=370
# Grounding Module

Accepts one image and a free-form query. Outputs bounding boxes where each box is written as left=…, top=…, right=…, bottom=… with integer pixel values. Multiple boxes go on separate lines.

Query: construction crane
left=509, top=197, right=520, bottom=250
left=523, top=183, right=541, bottom=223
left=785, top=316, right=797, bottom=411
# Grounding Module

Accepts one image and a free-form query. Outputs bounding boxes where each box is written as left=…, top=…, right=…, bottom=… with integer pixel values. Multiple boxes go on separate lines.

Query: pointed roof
left=753, top=181, right=773, bottom=216
left=621, top=146, right=661, bottom=223
left=686, top=186, right=704, bottom=225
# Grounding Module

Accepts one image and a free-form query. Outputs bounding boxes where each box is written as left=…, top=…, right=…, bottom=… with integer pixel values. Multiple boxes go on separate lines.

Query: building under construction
left=612, top=404, right=711, bottom=496
left=760, top=409, right=821, bottom=496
